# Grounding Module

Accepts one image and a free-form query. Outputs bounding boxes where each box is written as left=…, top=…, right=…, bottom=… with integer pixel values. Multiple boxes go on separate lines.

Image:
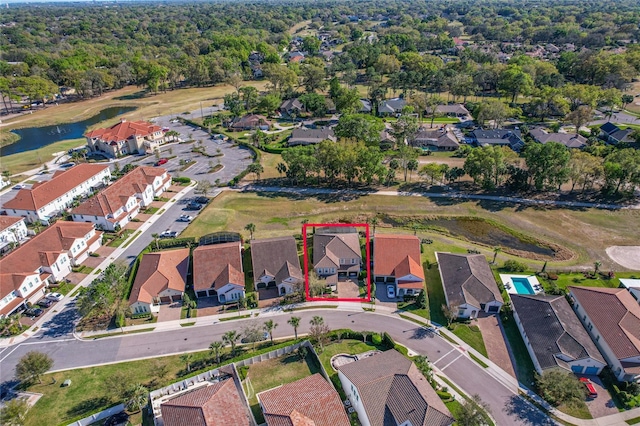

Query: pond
left=1, top=106, right=137, bottom=156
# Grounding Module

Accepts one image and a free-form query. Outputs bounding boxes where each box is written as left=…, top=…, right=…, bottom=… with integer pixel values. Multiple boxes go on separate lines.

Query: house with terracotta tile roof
left=0, top=216, right=28, bottom=253
left=250, top=237, right=302, bottom=296
left=258, top=374, right=349, bottom=426
left=436, top=252, right=503, bottom=319
left=2, top=164, right=111, bottom=224
left=337, top=350, right=454, bottom=426
left=313, top=227, right=361, bottom=285
left=71, top=166, right=170, bottom=231
left=568, top=286, right=640, bottom=381
left=0, top=221, right=102, bottom=317
left=86, top=119, right=167, bottom=157
left=373, top=234, right=424, bottom=298
left=193, top=242, right=245, bottom=303
left=159, top=368, right=252, bottom=426
left=129, top=248, right=190, bottom=315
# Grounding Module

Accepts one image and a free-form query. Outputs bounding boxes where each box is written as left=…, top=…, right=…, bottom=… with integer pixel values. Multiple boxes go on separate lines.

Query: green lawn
left=144, top=206, right=160, bottom=214
left=397, top=300, right=429, bottom=319
left=501, top=311, right=536, bottom=387
left=545, top=271, right=640, bottom=292
left=243, top=352, right=321, bottom=424
left=71, top=265, right=94, bottom=274
left=425, top=263, right=447, bottom=326
left=49, top=280, right=75, bottom=295
left=106, top=229, right=135, bottom=247
left=0, top=138, right=87, bottom=176
left=557, top=401, right=593, bottom=420
left=450, top=323, right=487, bottom=357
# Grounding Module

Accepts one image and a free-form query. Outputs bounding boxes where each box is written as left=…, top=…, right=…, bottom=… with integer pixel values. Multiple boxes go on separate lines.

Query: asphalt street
left=0, top=309, right=550, bottom=426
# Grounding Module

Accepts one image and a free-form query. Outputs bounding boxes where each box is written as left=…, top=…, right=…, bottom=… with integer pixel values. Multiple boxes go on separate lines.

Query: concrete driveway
left=337, top=279, right=361, bottom=299
left=157, top=303, right=182, bottom=322
left=581, top=376, right=619, bottom=418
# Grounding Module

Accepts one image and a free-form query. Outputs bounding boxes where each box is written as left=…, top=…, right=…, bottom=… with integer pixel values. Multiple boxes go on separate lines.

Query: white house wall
left=337, top=371, right=370, bottom=426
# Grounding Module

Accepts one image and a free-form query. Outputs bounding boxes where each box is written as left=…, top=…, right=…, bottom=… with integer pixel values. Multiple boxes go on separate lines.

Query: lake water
left=1, top=106, right=137, bottom=156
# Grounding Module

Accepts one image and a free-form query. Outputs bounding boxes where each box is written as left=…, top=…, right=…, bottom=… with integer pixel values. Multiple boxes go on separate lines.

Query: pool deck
left=500, top=274, right=543, bottom=296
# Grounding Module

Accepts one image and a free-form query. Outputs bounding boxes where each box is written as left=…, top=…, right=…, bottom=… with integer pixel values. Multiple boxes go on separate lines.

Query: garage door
left=571, top=365, right=584, bottom=373
left=257, top=282, right=267, bottom=289
left=585, top=367, right=599, bottom=375
left=160, top=296, right=171, bottom=304
left=173, top=294, right=182, bottom=301
left=197, top=291, right=208, bottom=298
left=267, top=281, right=276, bottom=288
left=488, top=305, right=500, bottom=313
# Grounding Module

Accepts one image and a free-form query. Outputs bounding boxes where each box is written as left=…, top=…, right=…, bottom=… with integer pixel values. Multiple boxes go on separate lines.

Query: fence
left=66, top=403, right=125, bottom=426
left=234, top=340, right=312, bottom=369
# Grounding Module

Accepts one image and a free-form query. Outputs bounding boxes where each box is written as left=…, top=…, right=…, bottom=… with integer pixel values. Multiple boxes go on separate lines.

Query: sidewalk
left=0, top=182, right=196, bottom=348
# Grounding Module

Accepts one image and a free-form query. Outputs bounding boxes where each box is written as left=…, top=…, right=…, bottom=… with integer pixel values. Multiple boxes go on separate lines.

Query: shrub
left=172, top=176, right=191, bottom=184
left=547, top=273, right=558, bottom=280
left=89, top=252, right=100, bottom=257
left=503, top=260, right=528, bottom=272
left=437, top=390, right=453, bottom=401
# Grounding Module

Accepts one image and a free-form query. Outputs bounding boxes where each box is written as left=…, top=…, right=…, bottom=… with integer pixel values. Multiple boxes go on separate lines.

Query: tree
left=523, top=142, right=571, bottom=191
left=419, top=163, right=446, bottom=185
left=441, top=304, right=457, bottom=328
left=276, top=162, right=287, bottom=177
left=151, top=233, right=160, bottom=251
left=474, top=99, right=516, bottom=129
left=76, top=262, right=128, bottom=317
left=425, top=95, right=444, bottom=127
left=602, top=148, right=640, bottom=194
left=180, top=353, right=193, bottom=372
left=492, top=247, right=502, bottom=264
left=196, top=180, right=212, bottom=196
left=413, top=355, right=433, bottom=383
left=16, top=351, right=53, bottom=384
left=407, top=159, right=419, bottom=181
left=244, top=223, right=256, bottom=240
left=263, top=63, right=297, bottom=94
left=263, top=319, right=278, bottom=344
left=242, top=322, right=266, bottom=349
left=299, top=93, right=327, bottom=117
left=239, top=86, right=259, bottom=110
left=309, top=316, right=330, bottom=352
left=455, top=394, right=493, bottom=426
left=308, top=271, right=327, bottom=297
left=594, top=261, right=602, bottom=275
left=396, top=144, right=420, bottom=182
left=391, top=115, right=419, bottom=148
left=302, top=36, right=320, bottom=56
left=256, top=93, right=282, bottom=115
left=536, top=370, right=585, bottom=407
left=223, top=330, right=240, bottom=353
left=125, top=383, right=149, bottom=413
left=498, top=64, right=534, bottom=103
left=334, top=114, right=385, bottom=146
left=0, top=398, right=29, bottom=426
left=464, top=146, right=509, bottom=189
left=566, top=105, right=593, bottom=133
left=247, top=163, right=264, bottom=181
left=568, top=151, right=602, bottom=192
left=300, top=59, right=327, bottom=93
left=209, top=341, right=224, bottom=364
left=287, top=316, right=301, bottom=339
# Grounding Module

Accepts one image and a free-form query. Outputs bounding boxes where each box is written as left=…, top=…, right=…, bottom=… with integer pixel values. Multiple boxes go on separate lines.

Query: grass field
left=450, top=323, right=488, bottom=357
left=0, top=138, right=87, bottom=175
left=180, top=191, right=640, bottom=270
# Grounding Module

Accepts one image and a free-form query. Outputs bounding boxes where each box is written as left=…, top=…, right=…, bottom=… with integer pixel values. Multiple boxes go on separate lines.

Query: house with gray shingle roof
left=287, top=127, right=336, bottom=147
left=529, top=128, right=587, bottom=149
left=471, top=128, right=524, bottom=151
left=412, top=126, right=460, bottom=151
left=378, top=98, right=407, bottom=116
left=569, top=286, right=640, bottom=381
left=436, top=252, right=503, bottom=319
left=313, top=227, right=361, bottom=284
left=337, top=349, right=454, bottom=426
left=510, top=294, right=606, bottom=376
left=250, top=237, right=303, bottom=296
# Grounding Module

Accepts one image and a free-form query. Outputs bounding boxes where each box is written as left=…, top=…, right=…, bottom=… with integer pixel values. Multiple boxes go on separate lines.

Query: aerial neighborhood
left=1, top=0, right=640, bottom=425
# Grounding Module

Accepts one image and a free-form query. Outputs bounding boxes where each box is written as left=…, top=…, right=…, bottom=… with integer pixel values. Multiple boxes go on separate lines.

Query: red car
left=155, top=158, right=168, bottom=166
left=579, top=377, right=598, bottom=399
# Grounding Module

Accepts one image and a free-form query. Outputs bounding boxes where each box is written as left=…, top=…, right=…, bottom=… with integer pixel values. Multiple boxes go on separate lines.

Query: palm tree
left=125, top=383, right=149, bottom=413
left=276, top=162, right=287, bottom=177
left=180, top=353, right=193, bottom=372
left=288, top=316, right=301, bottom=339
left=151, top=233, right=160, bottom=251
left=209, top=341, right=224, bottom=364
left=244, top=223, right=256, bottom=240
left=492, top=247, right=502, bottom=264
left=310, top=316, right=324, bottom=327
left=263, top=320, right=278, bottom=344
left=594, top=261, right=602, bottom=275
left=370, top=217, right=378, bottom=234
left=223, top=330, right=239, bottom=353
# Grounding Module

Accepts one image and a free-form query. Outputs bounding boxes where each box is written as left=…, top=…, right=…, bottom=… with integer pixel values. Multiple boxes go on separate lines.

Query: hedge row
left=229, top=142, right=261, bottom=186
left=149, top=237, right=197, bottom=251
left=172, top=176, right=191, bottom=184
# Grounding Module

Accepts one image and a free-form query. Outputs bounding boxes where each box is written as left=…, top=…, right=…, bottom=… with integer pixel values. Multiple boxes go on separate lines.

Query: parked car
left=59, top=163, right=75, bottom=169
left=104, top=412, right=129, bottom=426
left=185, top=202, right=203, bottom=211
left=177, top=215, right=193, bottom=222
left=579, top=377, right=598, bottom=399
left=24, top=308, right=43, bottom=317
left=46, top=292, right=64, bottom=301
left=37, top=299, right=53, bottom=308
left=159, top=230, right=178, bottom=238
left=12, top=184, right=25, bottom=190
left=155, top=158, right=168, bottom=166
left=194, top=196, right=210, bottom=204
left=387, top=285, right=395, bottom=299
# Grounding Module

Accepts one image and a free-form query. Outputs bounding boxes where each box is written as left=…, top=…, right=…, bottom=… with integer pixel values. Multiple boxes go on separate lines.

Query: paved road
left=589, top=110, right=640, bottom=126
left=0, top=309, right=550, bottom=426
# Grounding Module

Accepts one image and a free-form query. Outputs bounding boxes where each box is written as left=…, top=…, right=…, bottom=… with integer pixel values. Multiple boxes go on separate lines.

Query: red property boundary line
left=302, top=223, right=371, bottom=302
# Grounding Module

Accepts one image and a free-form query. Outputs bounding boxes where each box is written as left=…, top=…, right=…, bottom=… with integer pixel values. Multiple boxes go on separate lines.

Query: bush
left=437, top=390, right=453, bottom=401
left=89, top=252, right=100, bottom=257
left=131, top=313, right=151, bottom=320
left=172, top=176, right=191, bottom=184
left=503, top=260, right=528, bottom=272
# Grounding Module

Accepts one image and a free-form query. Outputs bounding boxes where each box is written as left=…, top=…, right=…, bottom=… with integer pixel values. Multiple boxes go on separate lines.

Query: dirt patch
left=605, top=246, right=640, bottom=270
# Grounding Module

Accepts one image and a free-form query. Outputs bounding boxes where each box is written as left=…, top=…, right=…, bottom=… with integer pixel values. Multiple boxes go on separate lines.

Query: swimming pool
left=500, top=274, right=542, bottom=295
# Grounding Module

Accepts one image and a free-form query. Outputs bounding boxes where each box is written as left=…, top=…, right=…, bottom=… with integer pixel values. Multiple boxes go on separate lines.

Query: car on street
left=24, top=308, right=43, bottom=317
left=155, top=158, right=168, bottom=166
left=185, top=202, right=203, bottom=210
left=46, top=292, right=64, bottom=301
left=177, top=215, right=193, bottom=222
left=59, top=163, right=75, bottom=169
left=387, top=285, right=395, bottom=299
left=37, top=299, right=53, bottom=308
left=159, top=230, right=178, bottom=238
left=194, top=196, right=210, bottom=204
left=12, top=184, right=25, bottom=190
left=579, top=377, right=598, bottom=399
left=104, top=412, right=129, bottom=426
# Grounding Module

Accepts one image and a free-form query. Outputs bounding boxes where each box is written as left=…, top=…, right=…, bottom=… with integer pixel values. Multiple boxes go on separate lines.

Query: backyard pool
left=501, top=274, right=542, bottom=296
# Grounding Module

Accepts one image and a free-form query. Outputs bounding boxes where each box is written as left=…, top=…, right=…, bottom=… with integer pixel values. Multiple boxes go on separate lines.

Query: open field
left=181, top=191, right=640, bottom=270
left=0, top=138, right=86, bottom=175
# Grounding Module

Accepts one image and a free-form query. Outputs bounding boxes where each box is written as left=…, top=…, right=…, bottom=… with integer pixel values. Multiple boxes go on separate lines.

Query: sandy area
left=605, top=246, right=640, bottom=270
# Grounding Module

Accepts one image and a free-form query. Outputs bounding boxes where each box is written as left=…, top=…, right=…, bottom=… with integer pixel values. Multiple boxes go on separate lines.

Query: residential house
left=337, top=349, right=454, bottom=426
left=258, top=374, right=349, bottom=426
left=86, top=119, right=166, bottom=157
left=250, top=237, right=302, bottom=295
left=0, top=175, right=10, bottom=190
left=2, top=164, right=111, bottom=224
left=71, top=166, right=171, bottom=231
left=229, top=114, right=271, bottom=131
left=359, top=99, right=372, bottom=113
left=600, top=122, right=636, bottom=144
left=287, top=127, right=336, bottom=147
left=510, top=294, right=606, bottom=376
left=279, top=98, right=304, bottom=116
left=436, top=252, right=504, bottom=318
left=471, top=129, right=525, bottom=151
left=0, top=221, right=102, bottom=317
left=288, top=51, right=305, bottom=63
left=378, top=98, right=407, bottom=116
left=435, top=104, right=470, bottom=118
left=411, top=126, right=460, bottom=151
left=193, top=242, right=245, bottom=303
left=373, top=234, right=424, bottom=297
left=529, top=128, right=587, bottom=149
left=620, top=279, right=640, bottom=302
left=313, top=227, right=361, bottom=285
left=0, top=216, right=28, bottom=252
left=159, top=369, right=252, bottom=426
left=128, top=248, right=190, bottom=315
left=569, top=286, right=640, bottom=381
